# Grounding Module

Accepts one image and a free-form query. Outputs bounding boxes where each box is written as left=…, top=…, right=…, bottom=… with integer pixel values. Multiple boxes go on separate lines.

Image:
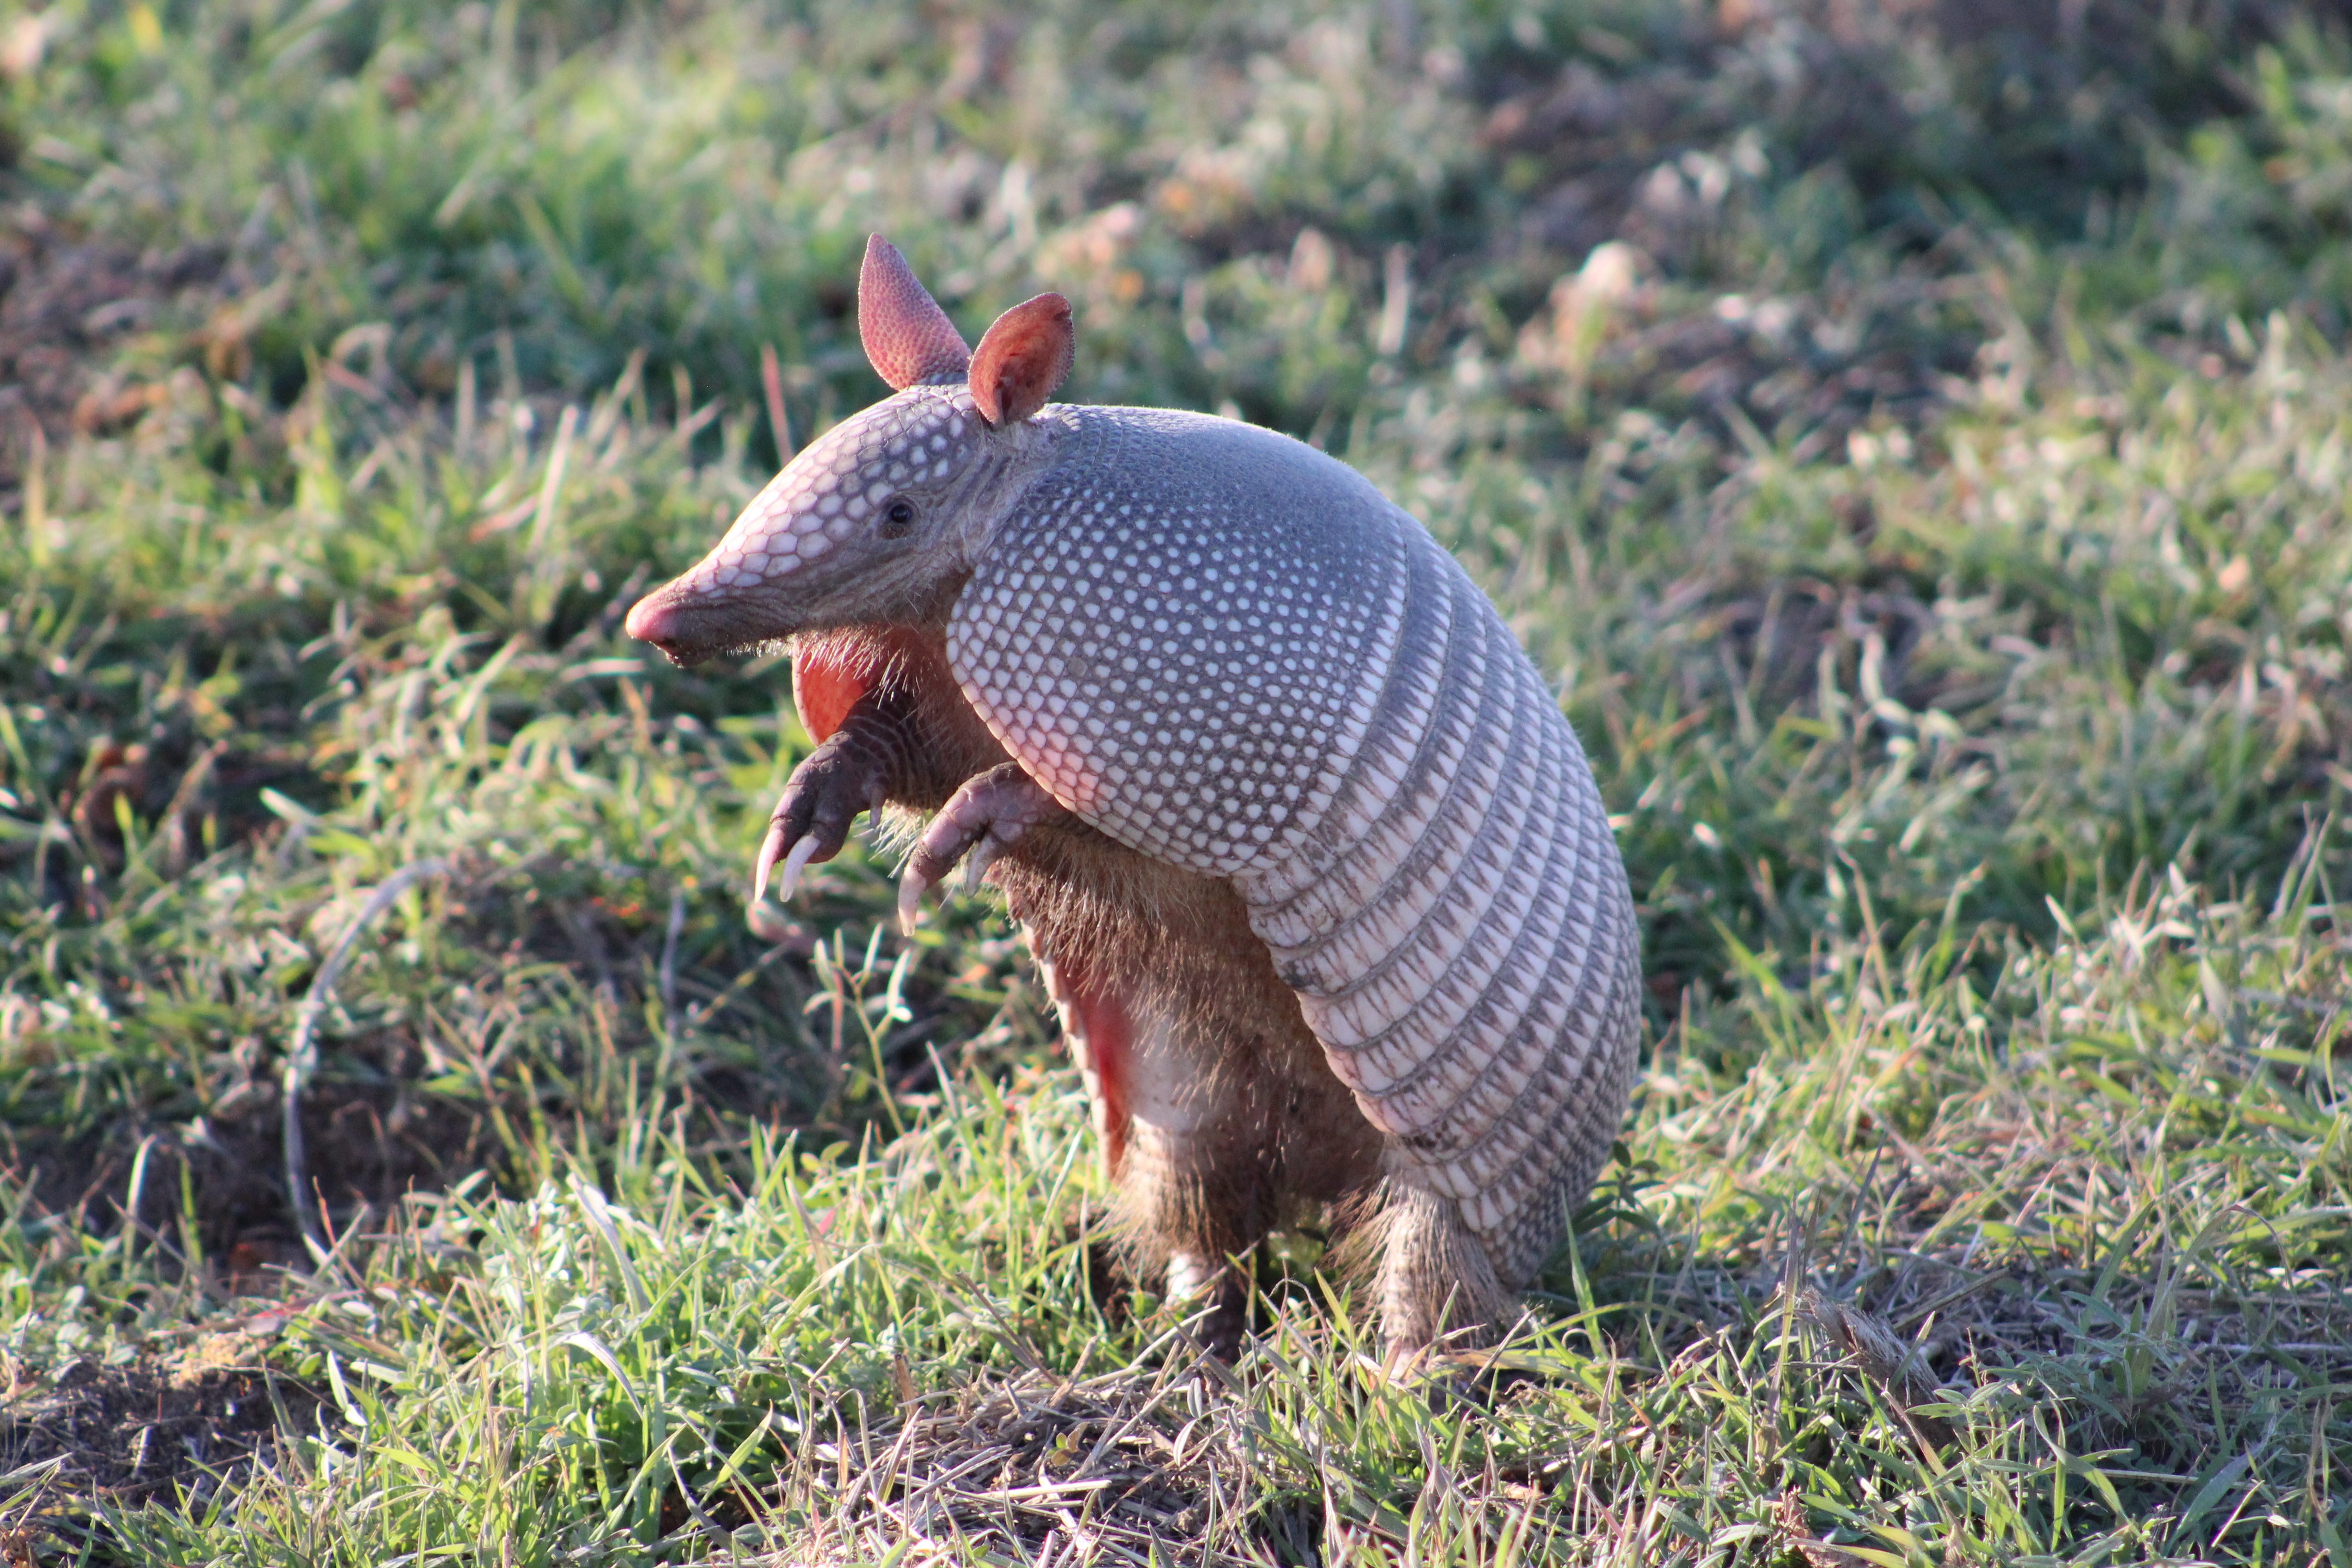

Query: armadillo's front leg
left=897, top=762, right=1068, bottom=931
left=754, top=691, right=928, bottom=903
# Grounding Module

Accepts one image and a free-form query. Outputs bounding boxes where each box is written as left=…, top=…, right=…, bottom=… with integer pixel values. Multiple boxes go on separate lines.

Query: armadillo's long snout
left=622, top=581, right=736, bottom=666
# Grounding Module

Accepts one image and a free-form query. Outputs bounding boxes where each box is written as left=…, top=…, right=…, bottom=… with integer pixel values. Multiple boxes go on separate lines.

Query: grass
left=1, top=0, right=2349, bottom=1561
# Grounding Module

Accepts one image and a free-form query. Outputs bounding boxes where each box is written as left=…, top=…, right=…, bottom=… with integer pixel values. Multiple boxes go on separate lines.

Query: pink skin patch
left=1064, top=964, right=1134, bottom=1176
left=1034, top=941, right=1137, bottom=1178
left=789, top=629, right=932, bottom=742
left=789, top=647, right=876, bottom=745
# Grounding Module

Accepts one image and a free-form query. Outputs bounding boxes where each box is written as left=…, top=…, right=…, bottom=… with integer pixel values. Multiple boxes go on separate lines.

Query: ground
left=1, top=0, right=2349, bottom=1562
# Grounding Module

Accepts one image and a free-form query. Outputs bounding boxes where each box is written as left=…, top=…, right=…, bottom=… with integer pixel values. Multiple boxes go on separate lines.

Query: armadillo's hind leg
left=899, top=762, right=1068, bottom=930
left=1123, top=1120, right=1269, bottom=1361
left=1037, top=944, right=1277, bottom=1360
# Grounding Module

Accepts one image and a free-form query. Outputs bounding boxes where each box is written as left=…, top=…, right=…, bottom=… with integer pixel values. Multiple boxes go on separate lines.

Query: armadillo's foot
left=753, top=729, right=896, bottom=903
left=1167, top=1250, right=1250, bottom=1362
left=898, top=762, right=1066, bottom=931
left=1166, top=1249, right=1219, bottom=1302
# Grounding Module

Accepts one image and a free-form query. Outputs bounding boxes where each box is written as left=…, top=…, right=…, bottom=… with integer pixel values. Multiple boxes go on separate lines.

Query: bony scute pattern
left=950, top=404, right=1641, bottom=1302
left=950, top=409, right=1409, bottom=868
left=682, top=392, right=981, bottom=593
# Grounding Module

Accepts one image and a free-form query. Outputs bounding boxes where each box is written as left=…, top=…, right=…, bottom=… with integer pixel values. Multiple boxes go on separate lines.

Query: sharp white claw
left=753, top=831, right=821, bottom=905
left=1166, top=1251, right=1213, bottom=1302
left=776, top=835, right=821, bottom=902
left=896, top=871, right=926, bottom=936
left=961, top=836, right=1003, bottom=894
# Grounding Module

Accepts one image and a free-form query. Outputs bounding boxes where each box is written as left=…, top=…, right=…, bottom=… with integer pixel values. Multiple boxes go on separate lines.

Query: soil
left=0, top=1327, right=327, bottom=1548
left=5, top=1082, right=495, bottom=1288
left=0, top=202, right=229, bottom=493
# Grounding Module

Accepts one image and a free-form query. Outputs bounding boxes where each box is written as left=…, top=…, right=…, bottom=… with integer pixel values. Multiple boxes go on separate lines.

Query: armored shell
left=949, top=402, right=1642, bottom=1285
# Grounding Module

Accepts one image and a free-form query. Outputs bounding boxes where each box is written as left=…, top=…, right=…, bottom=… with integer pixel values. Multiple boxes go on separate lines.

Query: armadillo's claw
left=754, top=725, right=897, bottom=905
left=754, top=829, right=824, bottom=905
left=896, top=831, right=962, bottom=934
left=897, top=763, right=1067, bottom=933
left=960, top=836, right=1004, bottom=895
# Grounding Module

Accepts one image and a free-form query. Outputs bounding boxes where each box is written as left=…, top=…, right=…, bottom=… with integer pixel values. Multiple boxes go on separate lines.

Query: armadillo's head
left=626, top=236, right=1075, bottom=665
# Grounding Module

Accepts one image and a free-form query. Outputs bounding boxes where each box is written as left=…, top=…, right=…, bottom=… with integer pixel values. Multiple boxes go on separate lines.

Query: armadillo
left=626, top=236, right=1642, bottom=1357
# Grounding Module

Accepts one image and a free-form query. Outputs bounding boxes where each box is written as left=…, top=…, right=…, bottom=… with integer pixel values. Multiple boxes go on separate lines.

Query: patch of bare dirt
left=0, top=1327, right=325, bottom=1543
left=0, top=203, right=230, bottom=490
left=4, top=1049, right=519, bottom=1287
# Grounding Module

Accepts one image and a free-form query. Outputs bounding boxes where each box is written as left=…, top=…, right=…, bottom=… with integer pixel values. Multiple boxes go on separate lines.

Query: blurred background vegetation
left=0, top=0, right=2343, bottom=1266
left=4, top=0, right=2345, bottom=1164
left=2, top=0, right=2351, bottom=1558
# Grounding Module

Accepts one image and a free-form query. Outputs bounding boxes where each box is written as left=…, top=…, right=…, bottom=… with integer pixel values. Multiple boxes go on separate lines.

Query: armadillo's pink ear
left=969, top=293, right=1074, bottom=427
left=859, top=236, right=972, bottom=389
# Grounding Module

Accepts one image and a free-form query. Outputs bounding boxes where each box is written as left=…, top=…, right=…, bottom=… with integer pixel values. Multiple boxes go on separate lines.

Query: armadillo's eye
left=880, top=497, right=917, bottom=538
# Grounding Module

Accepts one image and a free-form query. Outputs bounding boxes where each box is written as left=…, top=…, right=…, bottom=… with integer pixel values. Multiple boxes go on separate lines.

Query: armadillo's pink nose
left=624, top=594, right=678, bottom=646
left=624, top=586, right=722, bottom=666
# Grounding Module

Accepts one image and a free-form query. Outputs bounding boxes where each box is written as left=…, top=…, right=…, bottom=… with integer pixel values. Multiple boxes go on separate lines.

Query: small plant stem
left=283, top=858, right=449, bottom=1268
